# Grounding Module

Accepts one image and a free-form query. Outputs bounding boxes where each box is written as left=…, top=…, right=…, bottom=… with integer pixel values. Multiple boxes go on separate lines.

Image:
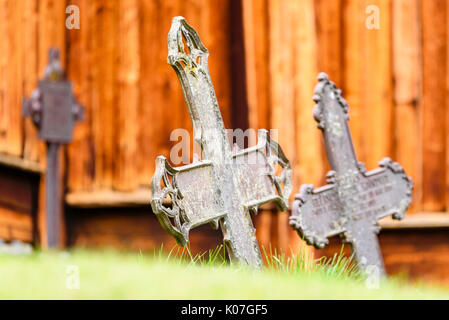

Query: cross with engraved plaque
left=290, top=73, right=413, bottom=276
left=150, top=17, right=292, bottom=267
left=23, top=48, right=83, bottom=248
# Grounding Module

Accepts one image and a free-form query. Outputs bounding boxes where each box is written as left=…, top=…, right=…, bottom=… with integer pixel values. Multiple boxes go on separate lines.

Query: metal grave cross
left=289, top=73, right=413, bottom=276
left=150, top=17, right=292, bottom=267
left=23, top=48, right=84, bottom=248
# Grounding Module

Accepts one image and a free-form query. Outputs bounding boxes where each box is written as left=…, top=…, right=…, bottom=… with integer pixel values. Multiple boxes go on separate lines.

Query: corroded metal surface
left=151, top=17, right=292, bottom=267
left=22, top=48, right=83, bottom=248
left=290, top=73, right=413, bottom=276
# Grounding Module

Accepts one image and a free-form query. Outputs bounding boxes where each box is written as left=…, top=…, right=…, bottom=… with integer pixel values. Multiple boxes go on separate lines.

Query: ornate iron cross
left=151, top=17, right=292, bottom=267
left=290, top=73, right=413, bottom=276
left=23, top=48, right=84, bottom=248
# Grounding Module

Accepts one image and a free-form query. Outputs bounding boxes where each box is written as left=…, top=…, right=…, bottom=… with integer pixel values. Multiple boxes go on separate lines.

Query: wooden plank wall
left=64, top=0, right=233, bottom=193
left=0, top=0, right=66, bottom=246
left=0, top=0, right=448, bottom=255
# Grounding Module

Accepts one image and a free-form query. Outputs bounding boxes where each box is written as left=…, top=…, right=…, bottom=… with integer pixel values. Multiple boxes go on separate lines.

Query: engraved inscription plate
left=22, top=48, right=83, bottom=145
left=39, top=80, right=74, bottom=143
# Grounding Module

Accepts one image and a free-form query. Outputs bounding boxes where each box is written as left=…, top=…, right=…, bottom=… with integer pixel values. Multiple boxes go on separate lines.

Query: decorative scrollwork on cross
left=151, top=156, right=189, bottom=245
left=258, top=130, right=292, bottom=210
left=167, top=16, right=208, bottom=78
left=378, top=157, right=413, bottom=220
left=290, top=184, right=332, bottom=249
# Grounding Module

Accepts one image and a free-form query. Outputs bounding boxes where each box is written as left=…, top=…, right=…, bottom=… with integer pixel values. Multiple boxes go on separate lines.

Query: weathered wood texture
left=314, top=229, right=449, bottom=285
left=66, top=205, right=273, bottom=257
left=0, top=165, right=39, bottom=242
left=66, top=206, right=223, bottom=254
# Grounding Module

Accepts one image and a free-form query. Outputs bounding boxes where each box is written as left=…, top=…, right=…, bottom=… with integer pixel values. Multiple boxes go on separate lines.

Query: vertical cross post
left=150, top=17, right=292, bottom=267
left=23, top=48, right=84, bottom=248
left=46, top=142, right=59, bottom=247
left=290, top=73, right=413, bottom=276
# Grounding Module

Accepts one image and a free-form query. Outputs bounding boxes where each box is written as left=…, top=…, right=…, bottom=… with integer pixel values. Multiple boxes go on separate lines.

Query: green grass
left=0, top=245, right=448, bottom=299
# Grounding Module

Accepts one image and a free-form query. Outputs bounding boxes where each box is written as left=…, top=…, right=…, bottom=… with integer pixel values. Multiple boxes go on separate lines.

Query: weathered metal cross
left=290, top=73, right=413, bottom=276
left=23, top=48, right=84, bottom=248
left=150, top=17, right=292, bottom=267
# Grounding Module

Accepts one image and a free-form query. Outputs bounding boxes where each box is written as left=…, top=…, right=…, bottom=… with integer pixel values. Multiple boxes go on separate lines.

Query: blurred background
left=0, top=0, right=448, bottom=285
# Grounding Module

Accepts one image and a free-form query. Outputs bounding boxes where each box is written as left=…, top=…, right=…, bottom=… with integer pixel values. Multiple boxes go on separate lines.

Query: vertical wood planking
left=0, top=0, right=7, bottom=154
left=38, top=0, right=66, bottom=73
left=92, top=0, right=117, bottom=190
left=89, top=0, right=100, bottom=190
left=421, top=0, right=447, bottom=211
left=363, top=0, right=394, bottom=170
left=141, top=0, right=188, bottom=182
left=138, top=0, right=159, bottom=186
left=343, top=0, right=394, bottom=170
left=266, top=0, right=322, bottom=254
left=114, top=0, right=140, bottom=191
left=291, top=0, right=323, bottom=191
left=204, top=0, right=232, bottom=130
left=7, top=0, right=23, bottom=156
left=447, top=0, right=449, bottom=213
left=66, top=0, right=93, bottom=192
left=314, top=0, right=343, bottom=176
left=241, top=0, right=272, bottom=250
left=22, top=0, right=40, bottom=162
left=289, top=0, right=323, bottom=254
left=242, top=0, right=270, bottom=131
left=140, top=0, right=199, bottom=178
left=342, top=0, right=366, bottom=164
left=314, top=0, right=343, bottom=87
left=267, top=0, right=295, bottom=252
left=393, top=0, right=422, bottom=212
left=0, top=0, right=24, bottom=156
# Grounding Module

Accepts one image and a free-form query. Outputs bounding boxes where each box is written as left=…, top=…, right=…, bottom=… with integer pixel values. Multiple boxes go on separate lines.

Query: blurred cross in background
left=22, top=48, right=84, bottom=248
left=290, top=73, right=413, bottom=277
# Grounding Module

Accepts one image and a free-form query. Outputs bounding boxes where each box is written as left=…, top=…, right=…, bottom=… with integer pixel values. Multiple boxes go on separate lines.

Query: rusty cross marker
left=150, top=17, right=292, bottom=267
left=289, top=73, right=413, bottom=276
left=23, top=48, right=83, bottom=248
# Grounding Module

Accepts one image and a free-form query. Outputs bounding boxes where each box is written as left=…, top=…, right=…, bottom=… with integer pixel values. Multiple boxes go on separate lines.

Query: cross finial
left=44, top=47, right=64, bottom=81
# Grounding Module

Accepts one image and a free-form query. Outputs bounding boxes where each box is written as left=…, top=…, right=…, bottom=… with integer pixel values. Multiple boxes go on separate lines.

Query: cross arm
left=232, top=129, right=292, bottom=213
left=363, top=158, right=413, bottom=222
left=290, top=175, right=345, bottom=249
left=150, top=156, right=226, bottom=246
